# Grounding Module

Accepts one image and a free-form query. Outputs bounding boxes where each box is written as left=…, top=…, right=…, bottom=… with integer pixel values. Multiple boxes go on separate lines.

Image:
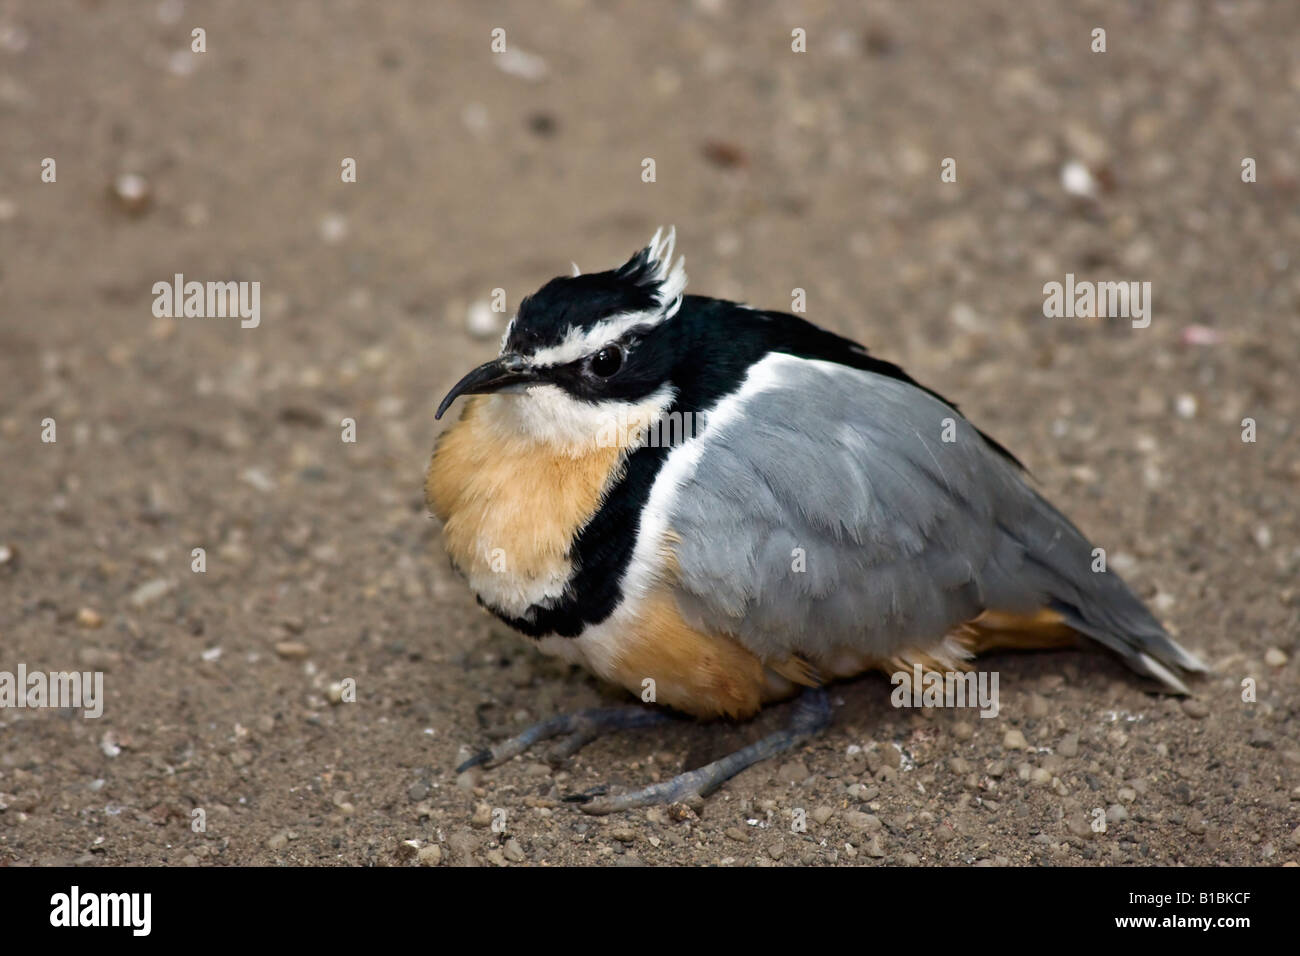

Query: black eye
left=590, top=345, right=623, bottom=377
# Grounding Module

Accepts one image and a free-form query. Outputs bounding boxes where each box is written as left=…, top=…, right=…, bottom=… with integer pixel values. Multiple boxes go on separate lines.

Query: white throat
left=479, top=384, right=676, bottom=457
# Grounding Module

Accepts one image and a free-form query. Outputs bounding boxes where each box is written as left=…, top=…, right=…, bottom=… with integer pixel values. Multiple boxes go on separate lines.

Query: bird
left=426, top=227, right=1206, bottom=814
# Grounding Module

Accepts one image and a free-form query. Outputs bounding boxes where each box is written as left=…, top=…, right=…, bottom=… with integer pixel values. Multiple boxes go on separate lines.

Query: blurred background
left=0, top=1, right=1297, bottom=866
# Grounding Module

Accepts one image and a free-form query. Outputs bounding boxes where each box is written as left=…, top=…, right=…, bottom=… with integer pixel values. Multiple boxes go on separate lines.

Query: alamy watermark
left=0, top=664, right=104, bottom=718
left=1043, top=273, right=1151, bottom=328
left=596, top=408, right=704, bottom=449
left=152, top=273, right=260, bottom=328
left=50, top=886, right=150, bottom=936
left=890, top=664, right=1000, bottom=718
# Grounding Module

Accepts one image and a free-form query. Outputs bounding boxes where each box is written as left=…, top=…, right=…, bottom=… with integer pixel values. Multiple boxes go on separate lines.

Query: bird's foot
left=570, top=687, right=831, bottom=815
left=455, top=704, right=671, bottom=772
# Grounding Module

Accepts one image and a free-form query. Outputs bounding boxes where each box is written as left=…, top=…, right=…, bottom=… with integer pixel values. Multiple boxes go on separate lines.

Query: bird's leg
left=571, top=687, right=832, bottom=815
left=455, top=704, right=672, bottom=772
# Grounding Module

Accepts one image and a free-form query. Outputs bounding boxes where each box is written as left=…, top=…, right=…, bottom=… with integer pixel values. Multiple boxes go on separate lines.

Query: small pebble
left=494, top=46, right=548, bottom=82
left=1058, top=733, right=1080, bottom=758
left=1248, top=729, right=1274, bottom=749
left=318, top=213, right=348, bottom=244
left=129, top=578, right=172, bottom=607
left=1003, top=729, right=1028, bottom=750
left=110, top=173, right=152, bottom=216
left=1066, top=814, right=1093, bottom=839
left=417, top=845, right=443, bottom=866
left=0, top=23, right=30, bottom=53
left=76, top=607, right=103, bottom=629
left=666, top=803, right=697, bottom=823
left=850, top=784, right=879, bottom=802
left=1111, top=552, right=1138, bottom=574
left=242, top=467, right=276, bottom=493
left=447, top=832, right=477, bottom=862
left=843, top=811, right=881, bottom=832
left=1180, top=325, right=1221, bottom=347
left=1264, top=648, right=1287, bottom=668
left=1060, top=160, right=1097, bottom=199
left=167, top=50, right=198, bottom=76
left=1182, top=698, right=1209, bottom=719
left=466, top=301, right=500, bottom=339
left=274, top=641, right=310, bottom=660
left=470, top=803, right=493, bottom=828
left=777, top=760, right=810, bottom=784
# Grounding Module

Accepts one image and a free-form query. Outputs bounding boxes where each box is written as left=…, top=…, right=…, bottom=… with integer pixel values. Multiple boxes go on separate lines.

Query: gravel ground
left=1, top=1, right=1297, bottom=867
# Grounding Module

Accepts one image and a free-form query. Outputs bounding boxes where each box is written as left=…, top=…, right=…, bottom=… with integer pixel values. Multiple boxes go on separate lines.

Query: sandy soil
left=1, top=0, right=1297, bottom=867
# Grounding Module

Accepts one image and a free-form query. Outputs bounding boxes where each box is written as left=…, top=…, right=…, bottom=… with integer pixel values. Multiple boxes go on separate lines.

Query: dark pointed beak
left=435, top=353, right=538, bottom=420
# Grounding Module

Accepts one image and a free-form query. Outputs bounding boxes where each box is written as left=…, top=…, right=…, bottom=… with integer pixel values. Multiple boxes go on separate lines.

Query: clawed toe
left=579, top=688, right=831, bottom=813
left=455, top=704, right=671, bottom=774
left=456, top=689, right=831, bottom=813
left=454, top=749, right=495, bottom=773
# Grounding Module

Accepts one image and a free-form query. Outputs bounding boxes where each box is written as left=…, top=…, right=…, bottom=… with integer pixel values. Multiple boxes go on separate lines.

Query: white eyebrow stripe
left=507, top=227, right=687, bottom=366
left=527, top=308, right=664, bottom=366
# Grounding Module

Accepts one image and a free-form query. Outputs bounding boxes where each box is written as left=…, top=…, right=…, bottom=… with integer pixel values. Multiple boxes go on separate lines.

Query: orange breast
left=426, top=396, right=626, bottom=598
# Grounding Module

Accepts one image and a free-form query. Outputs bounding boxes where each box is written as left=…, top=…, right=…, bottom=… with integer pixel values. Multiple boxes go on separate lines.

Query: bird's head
left=436, top=228, right=688, bottom=453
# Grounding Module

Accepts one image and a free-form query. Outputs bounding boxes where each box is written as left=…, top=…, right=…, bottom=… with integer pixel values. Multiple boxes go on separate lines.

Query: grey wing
left=666, top=356, right=1205, bottom=689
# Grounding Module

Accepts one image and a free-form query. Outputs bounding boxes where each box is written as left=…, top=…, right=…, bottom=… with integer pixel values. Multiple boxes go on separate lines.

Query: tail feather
left=1048, top=597, right=1206, bottom=694
left=991, top=487, right=1207, bottom=695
